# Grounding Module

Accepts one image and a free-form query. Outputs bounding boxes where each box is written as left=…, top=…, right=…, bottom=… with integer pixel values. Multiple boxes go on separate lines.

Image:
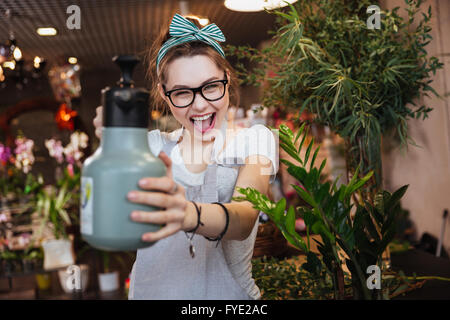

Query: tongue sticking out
left=193, top=114, right=215, bottom=134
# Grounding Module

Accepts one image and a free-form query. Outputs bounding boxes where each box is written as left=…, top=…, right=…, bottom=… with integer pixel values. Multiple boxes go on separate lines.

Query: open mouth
left=190, top=112, right=216, bottom=134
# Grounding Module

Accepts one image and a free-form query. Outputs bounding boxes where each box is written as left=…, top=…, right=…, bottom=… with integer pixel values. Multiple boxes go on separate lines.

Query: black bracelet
left=203, top=202, right=230, bottom=247
left=184, top=201, right=204, bottom=259
left=185, top=201, right=204, bottom=233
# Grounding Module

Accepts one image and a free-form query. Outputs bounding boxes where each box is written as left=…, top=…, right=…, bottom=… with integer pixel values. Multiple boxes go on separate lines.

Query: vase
left=98, top=271, right=120, bottom=292
left=41, top=238, right=75, bottom=270
left=35, top=273, right=51, bottom=291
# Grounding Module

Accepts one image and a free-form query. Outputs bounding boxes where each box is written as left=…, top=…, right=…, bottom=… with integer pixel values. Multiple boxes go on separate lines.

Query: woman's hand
left=127, top=152, right=189, bottom=242
left=93, top=106, right=103, bottom=139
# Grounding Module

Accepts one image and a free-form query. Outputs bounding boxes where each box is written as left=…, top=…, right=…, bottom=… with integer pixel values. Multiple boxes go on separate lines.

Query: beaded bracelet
left=203, top=202, right=230, bottom=247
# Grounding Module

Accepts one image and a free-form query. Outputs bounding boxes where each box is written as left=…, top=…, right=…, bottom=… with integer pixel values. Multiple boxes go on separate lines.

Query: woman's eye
left=204, top=83, right=219, bottom=91
left=173, top=90, right=191, bottom=97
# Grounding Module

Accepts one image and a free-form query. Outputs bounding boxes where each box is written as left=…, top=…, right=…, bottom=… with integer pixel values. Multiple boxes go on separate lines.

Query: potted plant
left=96, top=251, right=125, bottom=293
left=235, top=124, right=408, bottom=299
left=229, top=0, right=443, bottom=200
left=36, top=131, right=88, bottom=271
left=97, top=251, right=120, bottom=292
left=0, top=249, right=19, bottom=274
left=36, top=180, right=78, bottom=270
left=21, top=246, right=44, bottom=273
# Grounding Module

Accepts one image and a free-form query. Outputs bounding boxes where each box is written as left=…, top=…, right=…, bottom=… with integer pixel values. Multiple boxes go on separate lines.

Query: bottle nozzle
left=113, top=55, right=139, bottom=87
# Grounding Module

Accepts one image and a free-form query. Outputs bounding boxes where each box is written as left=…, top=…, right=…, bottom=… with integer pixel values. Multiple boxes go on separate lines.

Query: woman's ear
left=157, top=83, right=166, bottom=101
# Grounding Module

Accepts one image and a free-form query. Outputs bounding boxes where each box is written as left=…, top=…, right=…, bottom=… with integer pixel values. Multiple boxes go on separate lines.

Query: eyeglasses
left=163, top=74, right=228, bottom=108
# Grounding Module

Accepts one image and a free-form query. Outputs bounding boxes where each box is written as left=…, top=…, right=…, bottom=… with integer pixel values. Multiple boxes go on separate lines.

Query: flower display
left=1, top=135, right=41, bottom=199
left=13, top=137, right=35, bottom=174
left=46, top=131, right=88, bottom=167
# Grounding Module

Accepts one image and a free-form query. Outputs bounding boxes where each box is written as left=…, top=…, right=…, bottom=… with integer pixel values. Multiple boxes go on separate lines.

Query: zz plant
left=235, top=124, right=408, bottom=299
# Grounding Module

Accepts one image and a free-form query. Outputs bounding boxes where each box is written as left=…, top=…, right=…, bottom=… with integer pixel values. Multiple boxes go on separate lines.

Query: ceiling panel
left=0, top=0, right=276, bottom=70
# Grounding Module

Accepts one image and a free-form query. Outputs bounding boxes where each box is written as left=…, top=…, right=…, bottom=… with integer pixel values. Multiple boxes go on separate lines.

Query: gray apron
left=129, top=123, right=253, bottom=300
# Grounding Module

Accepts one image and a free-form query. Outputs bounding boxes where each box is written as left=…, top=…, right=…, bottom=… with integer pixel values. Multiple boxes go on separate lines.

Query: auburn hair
left=145, top=17, right=240, bottom=116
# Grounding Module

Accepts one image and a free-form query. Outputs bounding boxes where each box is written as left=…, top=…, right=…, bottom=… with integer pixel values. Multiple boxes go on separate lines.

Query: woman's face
left=159, top=55, right=229, bottom=142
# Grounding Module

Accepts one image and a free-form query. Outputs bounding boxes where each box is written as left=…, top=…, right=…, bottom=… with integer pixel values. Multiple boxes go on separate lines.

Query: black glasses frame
left=163, top=75, right=228, bottom=108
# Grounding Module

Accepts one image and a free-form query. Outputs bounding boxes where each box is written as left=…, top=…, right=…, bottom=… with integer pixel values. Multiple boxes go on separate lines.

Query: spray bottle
left=80, top=55, right=166, bottom=251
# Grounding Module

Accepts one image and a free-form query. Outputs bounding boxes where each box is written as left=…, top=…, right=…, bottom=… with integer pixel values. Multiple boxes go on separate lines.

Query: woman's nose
left=190, top=91, right=209, bottom=112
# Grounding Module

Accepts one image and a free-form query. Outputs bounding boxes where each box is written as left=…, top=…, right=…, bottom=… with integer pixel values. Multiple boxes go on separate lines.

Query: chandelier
left=0, top=9, right=47, bottom=90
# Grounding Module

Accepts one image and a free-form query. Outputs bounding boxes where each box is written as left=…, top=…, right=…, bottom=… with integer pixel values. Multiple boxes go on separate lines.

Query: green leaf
left=318, top=159, right=327, bottom=176
left=285, top=206, right=297, bottom=235
left=273, top=198, right=287, bottom=224
left=294, top=122, right=306, bottom=144
left=293, top=184, right=317, bottom=207
left=386, top=185, right=409, bottom=210
left=304, top=138, right=314, bottom=166
left=347, top=171, right=374, bottom=195
left=309, top=146, right=320, bottom=171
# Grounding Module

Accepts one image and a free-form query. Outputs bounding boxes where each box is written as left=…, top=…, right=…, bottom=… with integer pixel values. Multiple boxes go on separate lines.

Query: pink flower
left=14, top=137, right=35, bottom=174
left=45, top=139, right=64, bottom=164
left=67, top=163, right=74, bottom=177
left=0, top=213, right=8, bottom=223
left=63, top=132, right=88, bottom=166
left=0, top=143, right=11, bottom=163
left=70, top=131, right=88, bottom=150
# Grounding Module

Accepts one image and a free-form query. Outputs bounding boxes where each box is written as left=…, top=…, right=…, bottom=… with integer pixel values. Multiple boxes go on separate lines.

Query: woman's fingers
left=131, top=208, right=183, bottom=225
left=138, top=176, right=183, bottom=194
left=93, top=106, right=103, bottom=139
left=158, top=151, right=173, bottom=179
left=95, top=127, right=102, bottom=140
left=141, top=223, right=180, bottom=242
left=127, top=190, right=185, bottom=208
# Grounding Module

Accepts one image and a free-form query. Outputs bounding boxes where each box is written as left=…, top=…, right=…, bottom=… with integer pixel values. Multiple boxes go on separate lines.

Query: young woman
left=93, top=14, right=278, bottom=300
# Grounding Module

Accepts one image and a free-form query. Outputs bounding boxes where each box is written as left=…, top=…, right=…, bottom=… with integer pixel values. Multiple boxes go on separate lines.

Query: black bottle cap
left=102, top=55, right=149, bottom=128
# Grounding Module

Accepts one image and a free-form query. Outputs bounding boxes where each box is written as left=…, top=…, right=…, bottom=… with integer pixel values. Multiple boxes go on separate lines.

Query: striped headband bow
left=156, top=14, right=226, bottom=71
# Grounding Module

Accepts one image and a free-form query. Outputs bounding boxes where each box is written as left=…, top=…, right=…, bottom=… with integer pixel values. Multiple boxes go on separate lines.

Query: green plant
left=252, top=255, right=449, bottom=300
left=97, top=250, right=134, bottom=274
left=0, top=134, right=44, bottom=200
left=252, top=255, right=341, bottom=299
left=229, top=0, right=443, bottom=196
left=35, top=167, right=81, bottom=240
left=235, top=124, right=408, bottom=299
left=0, top=249, right=18, bottom=260
left=22, top=246, right=43, bottom=261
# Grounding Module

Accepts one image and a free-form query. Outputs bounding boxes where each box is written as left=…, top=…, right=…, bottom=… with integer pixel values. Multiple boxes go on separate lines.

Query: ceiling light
left=37, top=27, right=58, bottom=36
left=3, top=60, right=16, bottom=70
left=34, top=56, right=42, bottom=68
left=68, top=57, right=78, bottom=64
left=13, top=47, right=22, bottom=61
left=224, top=0, right=298, bottom=12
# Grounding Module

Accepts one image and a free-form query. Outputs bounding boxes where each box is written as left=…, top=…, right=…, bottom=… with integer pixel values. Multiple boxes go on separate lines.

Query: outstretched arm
left=128, top=153, right=272, bottom=242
